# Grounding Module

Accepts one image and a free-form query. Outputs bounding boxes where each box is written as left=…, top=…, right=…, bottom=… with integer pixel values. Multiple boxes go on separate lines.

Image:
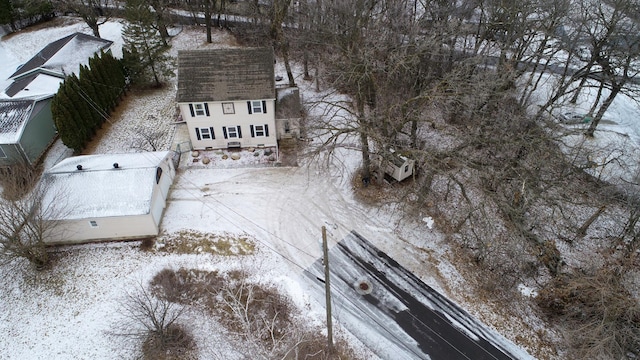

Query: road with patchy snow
left=304, top=232, right=534, bottom=360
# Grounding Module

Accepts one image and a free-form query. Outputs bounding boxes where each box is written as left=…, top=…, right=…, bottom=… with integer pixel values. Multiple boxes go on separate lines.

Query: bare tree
left=119, top=281, right=195, bottom=359
left=53, top=0, right=112, bottom=37
left=0, top=165, right=67, bottom=269
left=148, top=0, right=172, bottom=44
left=132, top=122, right=167, bottom=151
left=537, top=264, right=640, bottom=359
left=268, top=0, right=296, bottom=87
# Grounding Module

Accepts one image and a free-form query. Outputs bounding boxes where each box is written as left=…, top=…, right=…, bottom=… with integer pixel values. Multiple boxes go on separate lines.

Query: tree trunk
left=86, top=17, right=100, bottom=37
left=586, top=84, right=621, bottom=137
left=360, top=129, right=371, bottom=184
left=282, top=42, right=295, bottom=87
left=156, top=18, right=169, bottom=45
left=410, top=119, right=418, bottom=148
left=588, top=81, right=605, bottom=116
left=205, top=2, right=212, bottom=43
left=303, top=49, right=311, bottom=80
left=357, top=99, right=371, bottom=183
left=576, top=205, right=606, bottom=239
left=569, top=74, right=588, bottom=104
left=314, top=59, right=320, bottom=92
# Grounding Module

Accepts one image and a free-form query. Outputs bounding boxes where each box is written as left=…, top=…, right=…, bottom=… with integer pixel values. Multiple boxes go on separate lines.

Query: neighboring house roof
left=42, top=151, right=171, bottom=220
left=9, top=32, right=113, bottom=80
left=177, top=48, right=275, bottom=103
left=4, top=72, right=65, bottom=98
left=0, top=97, right=49, bottom=144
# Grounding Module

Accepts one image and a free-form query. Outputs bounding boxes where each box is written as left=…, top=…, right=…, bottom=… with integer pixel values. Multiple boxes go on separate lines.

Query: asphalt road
left=304, top=231, right=533, bottom=360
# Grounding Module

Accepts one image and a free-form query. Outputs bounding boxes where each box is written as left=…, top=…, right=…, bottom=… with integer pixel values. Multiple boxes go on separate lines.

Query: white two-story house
left=176, top=48, right=277, bottom=150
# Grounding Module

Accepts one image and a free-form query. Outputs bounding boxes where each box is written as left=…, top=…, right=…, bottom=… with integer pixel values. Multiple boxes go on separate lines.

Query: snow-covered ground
left=2, top=16, right=640, bottom=360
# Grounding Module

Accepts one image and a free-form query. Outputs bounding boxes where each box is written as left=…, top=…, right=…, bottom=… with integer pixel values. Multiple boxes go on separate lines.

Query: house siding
left=180, top=99, right=277, bottom=150
left=18, top=99, right=56, bottom=165
left=0, top=144, right=26, bottom=167
left=151, top=156, right=175, bottom=226
left=46, top=214, right=159, bottom=245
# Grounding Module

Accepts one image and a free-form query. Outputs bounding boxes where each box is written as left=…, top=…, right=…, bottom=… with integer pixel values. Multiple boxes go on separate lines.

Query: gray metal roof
left=0, top=98, right=34, bottom=143
left=9, top=32, right=113, bottom=80
left=177, top=48, right=275, bottom=103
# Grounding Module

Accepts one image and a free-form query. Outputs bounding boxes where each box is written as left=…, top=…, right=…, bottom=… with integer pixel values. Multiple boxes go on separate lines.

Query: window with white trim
left=254, top=125, right=265, bottom=137
left=199, top=127, right=212, bottom=139
left=227, top=126, right=239, bottom=138
left=194, top=103, right=206, bottom=116
left=0, top=147, right=5, bottom=158
left=251, top=101, right=263, bottom=114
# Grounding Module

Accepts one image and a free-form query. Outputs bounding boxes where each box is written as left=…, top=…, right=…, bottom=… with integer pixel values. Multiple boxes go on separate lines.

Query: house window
left=222, top=102, right=235, bottom=114
left=251, top=101, right=263, bottom=113
left=223, top=126, right=242, bottom=139
left=404, top=165, right=409, bottom=173
left=89, top=220, right=98, bottom=227
left=0, top=147, right=5, bottom=158
left=156, top=167, right=163, bottom=184
left=247, top=100, right=267, bottom=114
left=227, top=126, right=239, bottom=138
left=250, top=124, right=269, bottom=137
left=194, top=103, right=206, bottom=116
left=200, top=127, right=211, bottom=139
left=195, top=127, right=215, bottom=141
left=189, top=103, right=209, bottom=117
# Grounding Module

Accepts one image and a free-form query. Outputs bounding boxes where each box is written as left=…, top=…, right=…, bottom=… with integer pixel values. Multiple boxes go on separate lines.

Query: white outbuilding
left=41, top=151, right=176, bottom=244
left=379, top=149, right=415, bottom=182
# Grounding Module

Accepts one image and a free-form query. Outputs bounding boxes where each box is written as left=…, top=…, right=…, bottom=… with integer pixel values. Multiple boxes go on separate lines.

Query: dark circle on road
left=354, top=278, right=373, bottom=295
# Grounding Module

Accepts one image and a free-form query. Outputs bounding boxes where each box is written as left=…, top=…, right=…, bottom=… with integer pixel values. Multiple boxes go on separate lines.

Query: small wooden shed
left=0, top=96, right=57, bottom=167
left=380, top=149, right=415, bottom=182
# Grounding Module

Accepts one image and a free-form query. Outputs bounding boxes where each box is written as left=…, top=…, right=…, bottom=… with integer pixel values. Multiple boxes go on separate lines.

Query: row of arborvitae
left=51, top=51, right=126, bottom=152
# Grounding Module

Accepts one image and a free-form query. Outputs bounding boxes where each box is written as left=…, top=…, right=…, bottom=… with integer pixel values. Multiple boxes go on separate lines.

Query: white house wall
left=150, top=155, right=175, bottom=226
left=180, top=100, right=277, bottom=149
left=46, top=214, right=159, bottom=245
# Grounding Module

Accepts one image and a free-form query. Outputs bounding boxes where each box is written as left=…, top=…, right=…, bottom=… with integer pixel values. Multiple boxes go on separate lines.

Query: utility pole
left=322, top=226, right=334, bottom=354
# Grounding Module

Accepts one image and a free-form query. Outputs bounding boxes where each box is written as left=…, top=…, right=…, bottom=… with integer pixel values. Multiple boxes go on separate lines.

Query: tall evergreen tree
left=64, top=74, right=95, bottom=142
left=104, top=52, right=127, bottom=94
left=52, top=83, right=85, bottom=152
left=0, top=0, right=14, bottom=28
left=122, top=0, right=174, bottom=87
left=79, top=64, right=106, bottom=124
left=88, top=54, right=116, bottom=112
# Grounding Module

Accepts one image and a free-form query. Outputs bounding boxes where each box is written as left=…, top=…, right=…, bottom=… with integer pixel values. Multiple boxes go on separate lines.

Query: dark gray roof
left=4, top=71, right=64, bottom=97
left=9, top=32, right=113, bottom=79
left=177, top=48, right=275, bottom=103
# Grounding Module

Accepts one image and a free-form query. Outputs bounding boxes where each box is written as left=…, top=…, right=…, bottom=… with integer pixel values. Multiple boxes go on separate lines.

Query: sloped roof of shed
left=9, top=32, right=113, bottom=80
left=177, top=48, right=275, bottom=103
left=0, top=98, right=35, bottom=143
left=42, top=151, right=172, bottom=220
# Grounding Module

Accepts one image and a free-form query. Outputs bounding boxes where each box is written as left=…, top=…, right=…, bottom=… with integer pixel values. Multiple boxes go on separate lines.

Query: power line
left=171, top=171, right=506, bottom=360
left=169, top=176, right=430, bottom=359
left=51, top=38, right=513, bottom=360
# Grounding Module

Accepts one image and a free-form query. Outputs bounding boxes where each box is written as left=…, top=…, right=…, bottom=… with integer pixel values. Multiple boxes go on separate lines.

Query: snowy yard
left=3, top=14, right=640, bottom=360
left=0, top=19, right=392, bottom=360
